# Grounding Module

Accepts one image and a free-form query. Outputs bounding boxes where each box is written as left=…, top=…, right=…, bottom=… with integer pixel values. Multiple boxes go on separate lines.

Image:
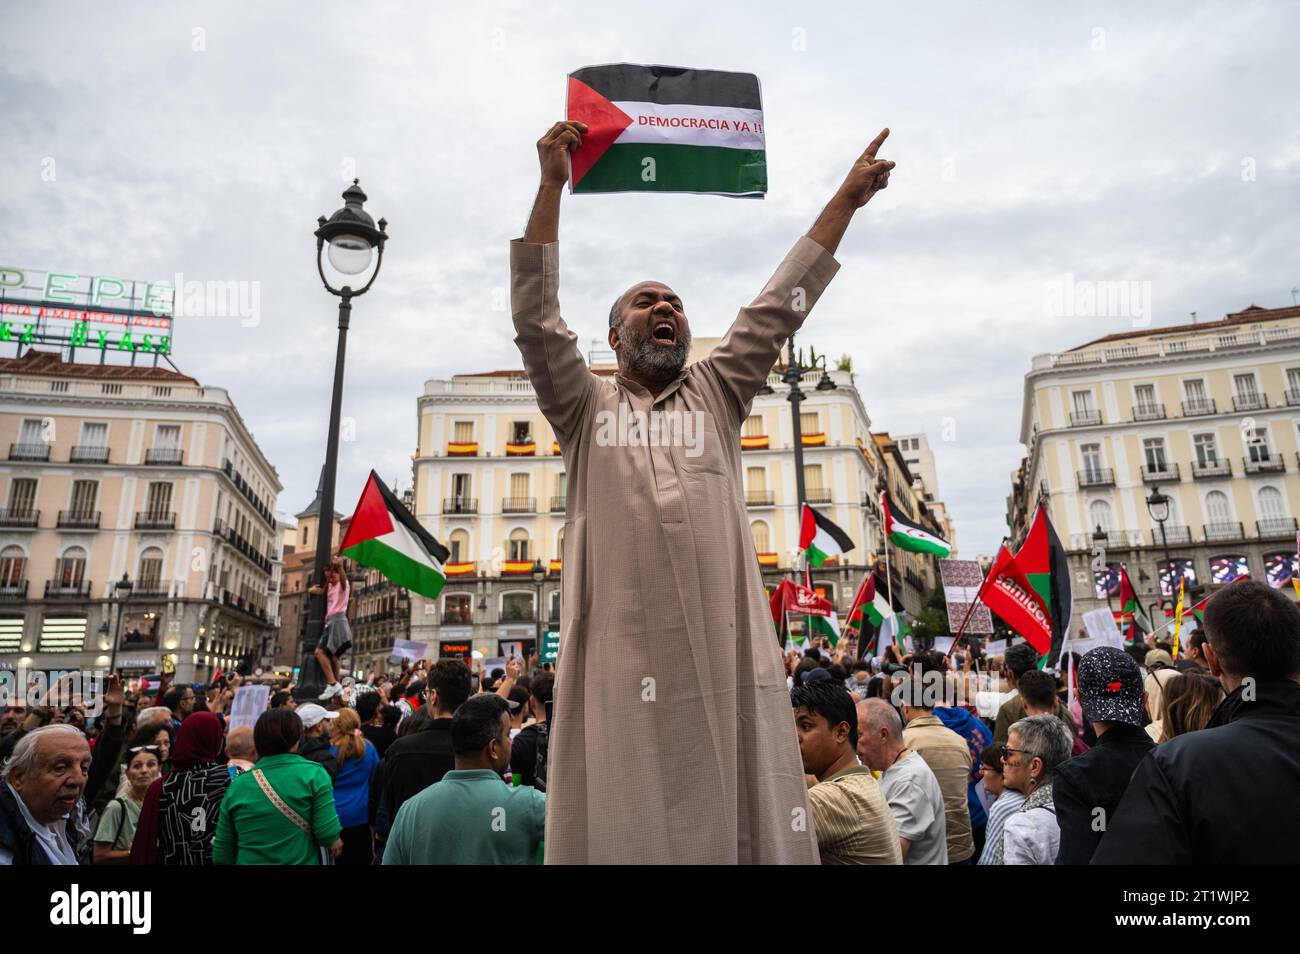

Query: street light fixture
left=1146, top=484, right=1174, bottom=601
left=106, top=572, right=133, bottom=674
left=532, top=558, right=547, bottom=658
left=781, top=335, right=836, bottom=507
left=301, top=180, right=389, bottom=698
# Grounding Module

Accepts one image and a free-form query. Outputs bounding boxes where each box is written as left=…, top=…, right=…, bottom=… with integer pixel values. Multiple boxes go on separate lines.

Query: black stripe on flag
left=369, top=470, right=450, bottom=563
left=884, top=491, right=939, bottom=538
left=812, top=506, right=855, bottom=554
left=570, top=63, right=761, bottom=110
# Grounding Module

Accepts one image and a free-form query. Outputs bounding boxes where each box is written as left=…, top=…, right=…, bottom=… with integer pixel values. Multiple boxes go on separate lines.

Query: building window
left=70, top=480, right=98, bottom=516
left=508, top=529, right=530, bottom=562
left=453, top=421, right=474, bottom=443
left=1080, top=443, right=1103, bottom=480
left=442, top=594, right=472, bottom=625
left=1071, top=391, right=1095, bottom=414
left=1233, top=373, right=1259, bottom=401
left=1258, top=486, right=1286, bottom=522
left=1134, top=384, right=1157, bottom=412
left=448, top=529, right=470, bottom=563
left=548, top=590, right=561, bottom=621
left=512, top=421, right=532, bottom=444
left=1193, top=433, right=1219, bottom=466
left=800, top=412, right=819, bottom=435
left=746, top=466, right=767, bottom=492
left=1183, top=378, right=1208, bottom=405
left=0, top=547, right=26, bottom=587
left=501, top=592, right=535, bottom=622
left=750, top=520, right=770, bottom=553
left=743, top=415, right=764, bottom=437
left=79, top=421, right=108, bottom=451
left=154, top=425, right=181, bottom=450
left=1088, top=500, right=1113, bottom=533
left=146, top=481, right=173, bottom=516
left=138, top=548, right=164, bottom=591
left=1205, top=491, right=1232, bottom=525
left=1142, top=438, right=1168, bottom=472
left=56, top=547, right=87, bottom=588
left=6, top=478, right=37, bottom=516
left=1246, top=426, right=1271, bottom=462
left=452, top=473, right=472, bottom=499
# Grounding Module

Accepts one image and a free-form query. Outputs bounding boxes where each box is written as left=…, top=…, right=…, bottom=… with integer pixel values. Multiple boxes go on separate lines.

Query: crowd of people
left=1, top=578, right=1297, bottom=865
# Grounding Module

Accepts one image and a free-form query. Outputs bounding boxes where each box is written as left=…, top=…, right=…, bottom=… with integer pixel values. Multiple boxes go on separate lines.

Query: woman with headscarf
left=129, top=711, right=229, bottom=864
left=993, top=714, right=1074, bottom=864
left=1143, top=666, right=1181, bottom=743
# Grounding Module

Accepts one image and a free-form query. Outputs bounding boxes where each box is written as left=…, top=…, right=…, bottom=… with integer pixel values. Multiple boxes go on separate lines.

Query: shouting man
left=511, top=119, right=894, bottom=863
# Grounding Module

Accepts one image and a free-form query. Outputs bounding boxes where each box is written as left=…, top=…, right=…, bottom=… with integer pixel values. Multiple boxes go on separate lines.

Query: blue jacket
left=329, top=739, right=379, bottom=828
left=935, top=706, right=992, bottom=829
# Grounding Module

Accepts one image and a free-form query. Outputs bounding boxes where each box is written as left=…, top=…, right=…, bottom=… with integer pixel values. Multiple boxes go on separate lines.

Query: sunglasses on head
left=128, top=744, right=162, bottom=755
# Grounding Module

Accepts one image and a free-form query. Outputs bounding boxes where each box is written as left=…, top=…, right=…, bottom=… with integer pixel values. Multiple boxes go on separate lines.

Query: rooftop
left=0, top=348, right=196, bottom=382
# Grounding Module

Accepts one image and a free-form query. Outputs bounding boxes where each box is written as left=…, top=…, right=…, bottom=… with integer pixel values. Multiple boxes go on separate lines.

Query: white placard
left=227, top=685, right=271, bottom=733
left=391, top=639, right=430, bottom=664
left=932, top=636, right=955, bottom=654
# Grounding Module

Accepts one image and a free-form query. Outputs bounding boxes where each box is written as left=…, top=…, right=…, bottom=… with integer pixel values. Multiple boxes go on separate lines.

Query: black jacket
left=1052, top=722, right=1154, bottom=864
left=379, top=718, right=455, bottom=824
left=0, top=782, right=90, bottom=866
left=1093, top=679, right=1300, bottom=864
left=299, top=735, right=339, bottom=779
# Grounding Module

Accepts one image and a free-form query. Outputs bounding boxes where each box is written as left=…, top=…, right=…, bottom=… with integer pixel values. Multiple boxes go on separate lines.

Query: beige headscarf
left=1144, top=668, right=1181, bottom=743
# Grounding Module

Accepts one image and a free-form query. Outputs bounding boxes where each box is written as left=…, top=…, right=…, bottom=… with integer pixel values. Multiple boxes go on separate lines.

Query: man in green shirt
left=384, top=694, right=545, bottom=865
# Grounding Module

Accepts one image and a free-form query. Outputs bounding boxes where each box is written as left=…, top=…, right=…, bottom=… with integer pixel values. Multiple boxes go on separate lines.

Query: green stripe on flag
left=341, top=538, right=445, bottom=601
left=573, top=143, right=767, bottom=194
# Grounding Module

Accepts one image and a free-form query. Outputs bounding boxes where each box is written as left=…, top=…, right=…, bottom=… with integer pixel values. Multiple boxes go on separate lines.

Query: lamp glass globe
left=327, top=234, right=374, bottom=275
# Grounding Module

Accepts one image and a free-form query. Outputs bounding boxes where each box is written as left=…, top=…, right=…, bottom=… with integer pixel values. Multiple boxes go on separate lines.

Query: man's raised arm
left=703, top=128, right=895, bottom=423
left=511, top=121, right=593, bottom=443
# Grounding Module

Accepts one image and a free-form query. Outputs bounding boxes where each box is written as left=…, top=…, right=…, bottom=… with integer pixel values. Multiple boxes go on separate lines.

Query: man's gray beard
left=616, top=322, right=691, bottom=386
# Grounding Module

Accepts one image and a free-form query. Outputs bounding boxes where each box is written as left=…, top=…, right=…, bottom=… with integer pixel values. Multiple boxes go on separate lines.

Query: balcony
left=1076, top=468, right=1115, bottom=488
left=1181, top=399, right=1217, bottom=417
left=133, top=582, right=171, bottom=599
left=0, top=580, right=27, bottom=600
left=1090, top=530, right=1127, bottom=549
left=745, top=489, right=775, bottom=507
left=135, top=511, right=177, bottom=530
left=502, top=496, right=536, bottom=514
left=443, top=497, right=478, bottom=515
left=500, top=608, right=537, bottom=624
left=1069, top=409, right=1102, bottom=427
left=1203, top=522, right=1244, bottom=543
left=804, top=489, right=832, bottom=504
left=144, top=448, right=183, bottom=465
left=549, top=495, right=567, bottom=512
left=44, top=580, right=92, bottom=599
left=9, top=442, right=50, bottom=461
left=220, top=459, right=277, bottom=530
left=1191, top=459, right=1232, bottom=480
left=57, top=510, right=101, bottom=530
left=70, top=445, right=110, bottom=464
left=1232, top=392, right=1267, bottom=412
left=1243, top=454, right=1285, bottom=475
left=0, top=509, right=39, bottom=528
left=1285, top=389, right=1300, bottom=407
left=1140, top=463, right=1180, bottom=483
left=1257, top=517, right=1299, bottom=539
left=1132, top=404, right=1166, bottom=422
left=1151, top=525, right=1192, bottom=546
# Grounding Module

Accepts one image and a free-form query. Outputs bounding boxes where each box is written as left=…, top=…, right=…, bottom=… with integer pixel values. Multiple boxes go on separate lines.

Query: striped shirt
left=978, top=790, right=1026, bottom=865
left=806, top=766, right=902, bottom=865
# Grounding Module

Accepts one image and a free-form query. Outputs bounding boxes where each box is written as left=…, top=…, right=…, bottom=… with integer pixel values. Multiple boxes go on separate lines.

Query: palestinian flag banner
left=980, top=544, right=1052, bottom=655
left=566, top=64, right=766, bottom=196
left=881, top=490, right=951, bottom=558
left=770, top=578, right=841, bottom=647
left=1015, top=503, right=1073, bottom=660
left=845, top=573, right=892, bottom=634
left=800, top=503, right=854, bottom=568
left=1118, top=564, right=1153, bottom=643
left=340, top=471, right=450, bottom=601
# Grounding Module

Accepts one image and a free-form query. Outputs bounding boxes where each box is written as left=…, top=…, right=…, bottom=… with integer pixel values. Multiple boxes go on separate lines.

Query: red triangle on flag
left=339, top=471, right=394, bottom=551
left=566, top=76, right=633, bottom=187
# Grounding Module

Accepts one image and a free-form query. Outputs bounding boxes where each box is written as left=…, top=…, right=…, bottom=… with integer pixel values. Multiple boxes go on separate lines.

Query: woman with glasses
left=92, top=739, right=161, bottom=864
left=976, top=742, right=1025, bottom=865
left=992, top=714, right=1073, bottom=864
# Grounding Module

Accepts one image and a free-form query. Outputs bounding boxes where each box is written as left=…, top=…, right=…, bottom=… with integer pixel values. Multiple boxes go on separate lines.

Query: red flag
left=979, top=544, right=1052, bottom=654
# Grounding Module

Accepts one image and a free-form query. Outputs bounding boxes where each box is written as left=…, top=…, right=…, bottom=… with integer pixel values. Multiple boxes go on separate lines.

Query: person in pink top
left=309, top=560, right=353, bottom=701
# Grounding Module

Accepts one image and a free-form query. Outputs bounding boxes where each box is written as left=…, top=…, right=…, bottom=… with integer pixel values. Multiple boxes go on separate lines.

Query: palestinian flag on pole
left=566, top=64, right=766, bottom=196
left=340, top=471, right=450, bottom=601
left=800, top=503, right=854, bottom=568
left=1118, top=564, right=1152, bottom=643
left=980, top=544, right=1053, bottom=655
left=881, top=490, right=951, bottom=557
left=845, top=572, right=893, bottom=635
left=1014, top=503, right=1073, bottom=661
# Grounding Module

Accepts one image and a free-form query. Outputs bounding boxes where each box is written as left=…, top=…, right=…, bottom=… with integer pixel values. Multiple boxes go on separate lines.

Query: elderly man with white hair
left=0, top=724, right=93, bottom=865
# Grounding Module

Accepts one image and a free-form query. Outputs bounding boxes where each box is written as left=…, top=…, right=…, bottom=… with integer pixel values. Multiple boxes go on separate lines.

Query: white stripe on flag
left=611, top=102, right=766, bottom=150
left=376, top=519, right=444, bottom=574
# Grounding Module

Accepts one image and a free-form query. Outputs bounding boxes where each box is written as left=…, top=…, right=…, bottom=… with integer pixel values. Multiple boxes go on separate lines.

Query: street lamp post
left=1092, top=524, right=1114, bottom=614
left=106, top=572, right=133, bottom=675
left=300, top=180, right=388, bottom=697
left=532, top=558, right=546, bottom=659
left=759, top=334, right=836, bottom=512
left=1146, top=485, right=1173, bottom=603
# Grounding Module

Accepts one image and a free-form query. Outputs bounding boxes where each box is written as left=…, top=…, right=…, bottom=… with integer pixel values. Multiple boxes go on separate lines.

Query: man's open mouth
left=652, top=320, right=676, bottom=344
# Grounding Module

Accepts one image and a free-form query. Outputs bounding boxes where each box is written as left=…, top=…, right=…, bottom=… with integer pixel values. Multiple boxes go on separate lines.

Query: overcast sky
left=4, top=1, right=1298, bottom=556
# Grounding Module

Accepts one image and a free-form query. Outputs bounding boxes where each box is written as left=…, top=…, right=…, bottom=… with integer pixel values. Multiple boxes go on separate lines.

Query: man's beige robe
left=510, top=235, right=840, bottom=864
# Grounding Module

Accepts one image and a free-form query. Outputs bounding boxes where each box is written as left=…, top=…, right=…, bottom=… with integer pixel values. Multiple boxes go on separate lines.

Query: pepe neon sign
left=0, top=266, right=174, bottom=354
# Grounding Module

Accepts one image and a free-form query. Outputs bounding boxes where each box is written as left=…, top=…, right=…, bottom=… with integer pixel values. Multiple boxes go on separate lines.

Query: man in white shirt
left=0, top=724, right=92, bottom=865
left=857, top=698, right=948, bottom=865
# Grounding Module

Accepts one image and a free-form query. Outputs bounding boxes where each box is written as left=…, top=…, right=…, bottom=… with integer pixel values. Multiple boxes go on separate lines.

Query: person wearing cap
left=296, top=704, right=340, bottom=780
left=1050, top=647, right=1155, bottom=865
left=1095, top=581, right=1300, bottom=864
